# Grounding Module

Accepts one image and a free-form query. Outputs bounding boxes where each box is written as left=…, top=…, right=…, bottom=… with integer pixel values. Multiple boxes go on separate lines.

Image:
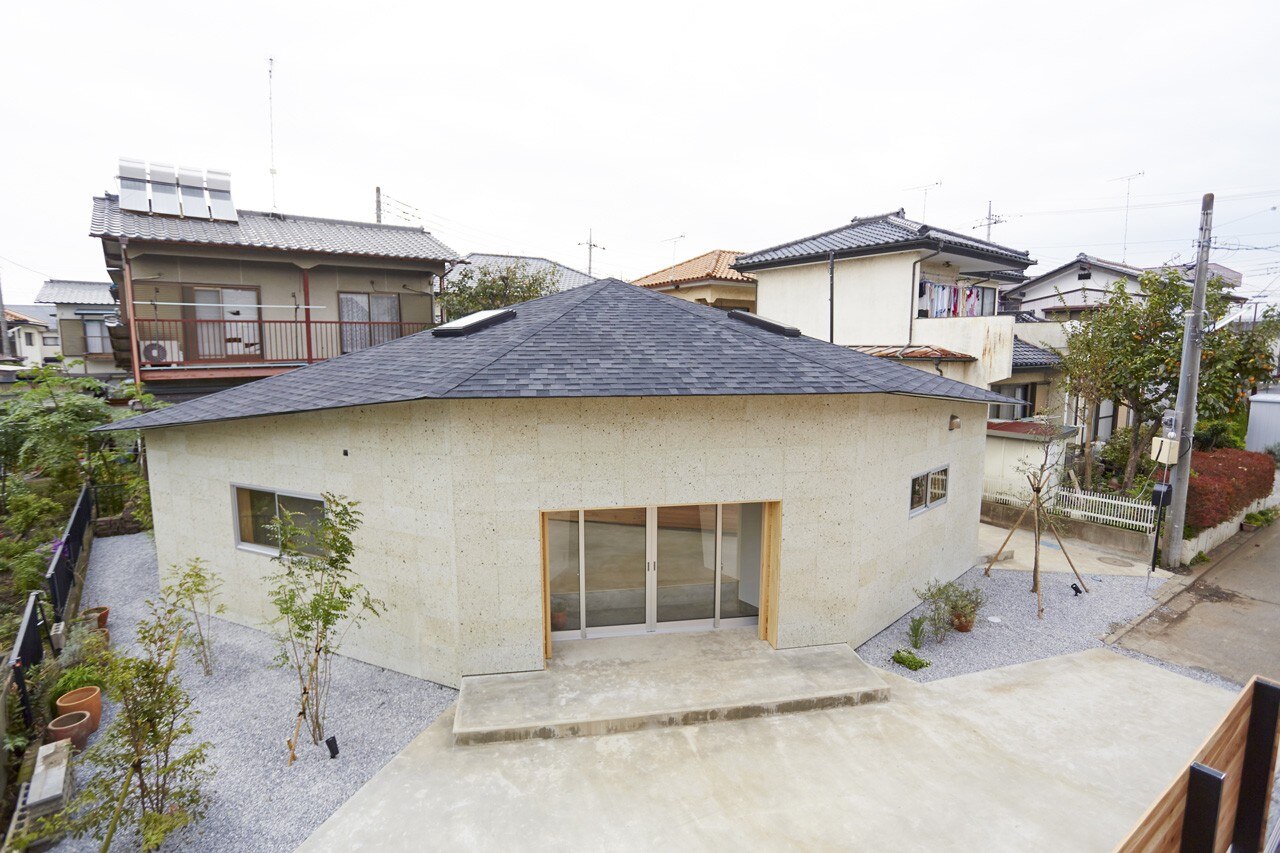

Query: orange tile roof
left=632, top=250, right=756, bottom=289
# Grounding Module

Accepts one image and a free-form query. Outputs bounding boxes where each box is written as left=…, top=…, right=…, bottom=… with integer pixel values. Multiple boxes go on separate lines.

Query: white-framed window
left=910, top=466, right=949, bottom=515
left=232, top=485, right=324, bottom=555
left=83, top=319, right=109, bottom=354
left=42, top=334, right=59, bottom=346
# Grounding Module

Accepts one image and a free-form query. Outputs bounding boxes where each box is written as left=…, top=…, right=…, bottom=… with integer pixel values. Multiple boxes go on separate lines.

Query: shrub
left=907, top=615, right=927, bottom=650
left=913, top=581, right=953, bottom=644
left=1185, top=448, right=1276, bottom=530
left=1100, top=427, right=1155, bottom=482
left=945, top=584, right=986, bottom=621
left=53, top=664, right=107, bottom=699
left=1194, top=416, right=1246, bottom=451
left=892, top=649, right=931, bottom=671
left=1266, top=442, right=1280, bottom=464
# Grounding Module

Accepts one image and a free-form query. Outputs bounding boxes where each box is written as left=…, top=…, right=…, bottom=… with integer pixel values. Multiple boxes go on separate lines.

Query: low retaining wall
left=1181, top=473, right=1280, bottom=561
left=980, top=499, right=1153, bottom=559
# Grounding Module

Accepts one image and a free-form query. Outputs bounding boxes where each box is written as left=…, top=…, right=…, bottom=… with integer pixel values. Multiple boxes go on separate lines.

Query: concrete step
left=452, top=628, right=889, bottom=745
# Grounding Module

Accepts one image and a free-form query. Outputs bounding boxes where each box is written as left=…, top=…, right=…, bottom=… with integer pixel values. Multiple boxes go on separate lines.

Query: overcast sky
left=2, top=1, right=1278, bottom=306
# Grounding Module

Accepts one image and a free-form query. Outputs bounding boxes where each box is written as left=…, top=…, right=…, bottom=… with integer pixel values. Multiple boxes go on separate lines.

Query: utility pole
left=979, top=200, right=1006, bottom=241
left=1163, top=193, right=1215, bottom=568
left=1109, top=170, right=1144, bottom=263
left=579, top=229, right=605, bottom=276
left=375, top=186, right=382, bottom=224
left=0, top=270, right=11, bottom=359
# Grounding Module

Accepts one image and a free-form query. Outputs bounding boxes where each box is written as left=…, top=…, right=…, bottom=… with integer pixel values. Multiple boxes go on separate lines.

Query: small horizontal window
left=234, top=486, right=324, bottom=555
left=910, top=466, right=949, bottom=515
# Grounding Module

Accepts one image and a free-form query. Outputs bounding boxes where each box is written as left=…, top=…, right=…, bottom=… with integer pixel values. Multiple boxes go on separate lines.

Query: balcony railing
left=134, top=318, right=430, bottom=368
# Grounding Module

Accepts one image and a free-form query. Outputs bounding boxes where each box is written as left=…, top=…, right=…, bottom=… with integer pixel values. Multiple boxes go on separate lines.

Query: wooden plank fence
left=1117, top=676, right=1280, bottom=852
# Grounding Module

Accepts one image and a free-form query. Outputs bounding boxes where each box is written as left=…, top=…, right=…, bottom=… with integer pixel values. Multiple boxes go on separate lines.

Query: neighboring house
left=983, top=420, right=1076, bottom=500
left=4, top=305, right=60, bottom=365
left=632, top=250, right=757, bottom=312
left=455, top=253, right=596, bottom=292
left=733, top=209, right=1035, bottom=390
left=91, top=159, right=460, bottom=399
left=100, top=279, right=1015, bottom=688
left=34, top=281, right=123, bottom=379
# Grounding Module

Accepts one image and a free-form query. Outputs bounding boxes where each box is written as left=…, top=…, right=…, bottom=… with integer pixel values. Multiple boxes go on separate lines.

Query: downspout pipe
left=120, top=238, right=143, bottom=389
left=828, top=250, right=835, bottom=343
left=909, top=244, right=944, bottom=345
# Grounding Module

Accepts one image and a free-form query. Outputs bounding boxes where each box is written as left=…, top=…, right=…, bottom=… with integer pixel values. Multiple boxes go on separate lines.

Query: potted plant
left=550, top=603, right=569, bottom=631
left=946, top=585, right=986, bottom=633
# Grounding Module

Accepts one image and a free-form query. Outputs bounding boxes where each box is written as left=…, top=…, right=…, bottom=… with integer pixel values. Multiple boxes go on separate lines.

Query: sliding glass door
left=547, top=502, right=765, bottom=640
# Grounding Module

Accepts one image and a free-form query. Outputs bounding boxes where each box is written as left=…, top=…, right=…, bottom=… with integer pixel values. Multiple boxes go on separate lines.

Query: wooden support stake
left=1042, top=511, right=1090, bottom=593
left=984, top=500, right=1032, bottom=577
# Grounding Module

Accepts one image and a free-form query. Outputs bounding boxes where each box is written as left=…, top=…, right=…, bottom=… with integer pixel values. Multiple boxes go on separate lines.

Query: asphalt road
left=1120, top=520, right=1280, bottom=685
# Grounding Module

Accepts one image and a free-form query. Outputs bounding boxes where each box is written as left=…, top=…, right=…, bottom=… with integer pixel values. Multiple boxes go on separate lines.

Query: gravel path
left=57, top=533, right=456, bottom=852
left=857, top=566, right=1239, bottom=691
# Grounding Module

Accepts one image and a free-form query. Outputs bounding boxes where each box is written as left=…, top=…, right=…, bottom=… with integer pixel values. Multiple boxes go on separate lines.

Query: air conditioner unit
left=139, top=340, right=183, bottom=364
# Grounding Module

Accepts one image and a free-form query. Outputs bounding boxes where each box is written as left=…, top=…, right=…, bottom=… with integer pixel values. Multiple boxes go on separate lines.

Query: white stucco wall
left=1016, top=268, right=1141, bottom=315
left=144, top=393, right=986, bottom=687
left=753, top=253, right=918, bottom=344
left=913, top=315, right=1015, bottom=386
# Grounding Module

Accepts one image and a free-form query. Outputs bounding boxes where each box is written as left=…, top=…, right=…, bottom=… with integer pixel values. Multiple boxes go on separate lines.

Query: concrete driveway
left=301, top=650, right=1232, bottom=851
left=1118, top=521, right=1280, bottom=685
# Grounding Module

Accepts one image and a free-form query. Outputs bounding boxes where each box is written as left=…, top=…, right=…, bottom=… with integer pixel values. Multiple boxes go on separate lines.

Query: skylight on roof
left=432, top=308, right=516, bottom=337
left=728, top=309, right=800, bottom=337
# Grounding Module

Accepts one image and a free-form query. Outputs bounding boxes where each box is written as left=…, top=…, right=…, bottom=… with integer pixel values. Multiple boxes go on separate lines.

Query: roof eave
left=733, top=238, right=1030, bottom=273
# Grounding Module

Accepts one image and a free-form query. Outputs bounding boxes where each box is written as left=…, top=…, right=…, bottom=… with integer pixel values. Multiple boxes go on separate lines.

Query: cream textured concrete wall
left=913, top=315, right=1014, bottom=386
left=145, top=393, right=986, bottom=688
left=753, top=253, right=918, bottom=344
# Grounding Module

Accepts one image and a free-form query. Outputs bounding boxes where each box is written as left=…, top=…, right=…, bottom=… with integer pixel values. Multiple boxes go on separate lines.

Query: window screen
left=235, top=487, right=324, bottom=553
left=910, top=467, right=949, bottom=515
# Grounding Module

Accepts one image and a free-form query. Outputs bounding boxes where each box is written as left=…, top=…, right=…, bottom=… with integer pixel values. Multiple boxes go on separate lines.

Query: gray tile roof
left=99, top=279, right=1019, bottom=432
left=458, top=254, right=597, bottom=290
left=90, top=194, right=460, bottom=263
left=36, top=280, right=115, bottom=305
left=5, top=305, right=57, bottom=328
left=1011, top=336, right=1061, bottom=369
left=735, top=210, right=1032, bottom=271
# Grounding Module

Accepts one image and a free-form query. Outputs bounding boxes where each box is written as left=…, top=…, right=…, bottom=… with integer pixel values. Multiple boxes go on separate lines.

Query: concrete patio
left=302, top=648, right=1235, bottom=851
left=980, top=521, right=1173, bottom=579
left=453, top=628, right=889, bottom=744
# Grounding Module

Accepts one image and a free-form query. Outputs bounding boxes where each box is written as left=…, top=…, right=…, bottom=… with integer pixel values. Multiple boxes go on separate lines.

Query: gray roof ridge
left=622, top=283, right=910, bottom=397
left=735, top=218, right=883, bottom=264
left=430, top=281, right=611, bottom=397
left=918, top=222, right=1030, bottom=258
left=95, top=194, right=437, bottom=236
left=43, top=278, right=113, bottom=286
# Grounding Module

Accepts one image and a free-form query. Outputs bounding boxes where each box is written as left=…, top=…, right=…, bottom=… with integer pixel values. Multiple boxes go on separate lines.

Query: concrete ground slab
left=980, top=522, right=1173, bottom=579
left=1119, top=521, right=1280, bottom=685
left=304, top=649, right=1233, bottom=851
left=453, top=628, right=888, bottom=744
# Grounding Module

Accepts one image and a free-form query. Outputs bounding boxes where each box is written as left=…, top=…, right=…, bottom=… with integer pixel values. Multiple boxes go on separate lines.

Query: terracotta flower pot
left=551, top=610, right=568, bottom=631
left=47, top=710, right=92, bottom=751
left=56, top=686, right=102, bottom=732
left=951, top=613, right=975, bottom=633
left=81, top=606, right=110, bottom=629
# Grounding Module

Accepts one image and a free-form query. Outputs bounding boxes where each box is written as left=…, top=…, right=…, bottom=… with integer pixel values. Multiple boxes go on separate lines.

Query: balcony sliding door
left=340, top=292, right=401, bottom=354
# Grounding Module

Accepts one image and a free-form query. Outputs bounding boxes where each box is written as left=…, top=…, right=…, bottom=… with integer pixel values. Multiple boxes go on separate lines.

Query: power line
left=0, top=253, right=54, bottom=279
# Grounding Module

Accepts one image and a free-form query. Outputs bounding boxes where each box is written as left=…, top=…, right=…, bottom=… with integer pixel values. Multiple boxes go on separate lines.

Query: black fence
left=45, top=484, right=93, bottom=622
left=93, top=482, right=127, bottom=517
left=7, top=593, right=52, bottom=727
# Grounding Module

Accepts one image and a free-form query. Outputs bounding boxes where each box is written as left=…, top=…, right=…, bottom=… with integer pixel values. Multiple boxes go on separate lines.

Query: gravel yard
left=57, top=533, right=456, bottom=852
left=857, top=566, right=1239, bottom=691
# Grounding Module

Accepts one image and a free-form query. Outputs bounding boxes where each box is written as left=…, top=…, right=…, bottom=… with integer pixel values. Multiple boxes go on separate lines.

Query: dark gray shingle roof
left=100, top=279, right=1017, bottom=432
left=36, top=280, right=116, bottom=305
left=90, top=195, right=460, bottom=263
left=459, top=254, right=596, bottom=290
left=735, top=210, right=1032, bottom=271
left=1011, top=336, right=1061, bottom=369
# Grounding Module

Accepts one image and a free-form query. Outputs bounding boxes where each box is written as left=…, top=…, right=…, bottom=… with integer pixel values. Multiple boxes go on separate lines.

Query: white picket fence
left=983, top=482, right=1156, bottom=533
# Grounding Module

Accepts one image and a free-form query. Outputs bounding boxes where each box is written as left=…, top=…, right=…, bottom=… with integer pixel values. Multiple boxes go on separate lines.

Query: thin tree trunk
left=1122, top=416, right=1147, bottom=492
left=1083, top=400, right=1097, bottom=490
left=1033, top=495, right=1044, bottom=619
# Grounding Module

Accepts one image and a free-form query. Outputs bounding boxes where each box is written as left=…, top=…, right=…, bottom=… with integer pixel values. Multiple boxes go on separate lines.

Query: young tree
left=267, top=494, right=383, bottom=759
left=165, top=557, right=225, bottom=676
left=439, top=259, right=561, bottom=319
left=0, top=360, right=114, bottom=490
left=1057, top=320, right=1115, bottom=490
left=28, top=599, right=212, bottom=851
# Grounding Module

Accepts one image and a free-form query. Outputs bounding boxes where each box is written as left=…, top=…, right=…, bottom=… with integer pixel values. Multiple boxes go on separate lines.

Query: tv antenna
left=904, top=180, right=942, bottom=221
left=579, top=229, right=605, bottom=276
left=267, top=57, right=279, bottom=211
left=660, top=233, right=687, bottom=262
left=1109, top=170, right=1145, bottom=262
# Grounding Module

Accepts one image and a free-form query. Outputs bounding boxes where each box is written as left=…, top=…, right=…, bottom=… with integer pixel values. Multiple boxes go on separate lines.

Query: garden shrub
left=891, top=649, right=931, bottom=671
left=1100, top=427, right=1155, bottom=482
left=1266, top=442, right=1280, bottom=464
left=1193, top=415, right=1246, bottom=451
left=1185, top=448, right=1277, bottom=530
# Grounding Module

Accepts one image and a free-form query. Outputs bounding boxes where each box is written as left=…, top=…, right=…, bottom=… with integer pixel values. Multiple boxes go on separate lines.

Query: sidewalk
left=979, top=522, right=1173, bottom=580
